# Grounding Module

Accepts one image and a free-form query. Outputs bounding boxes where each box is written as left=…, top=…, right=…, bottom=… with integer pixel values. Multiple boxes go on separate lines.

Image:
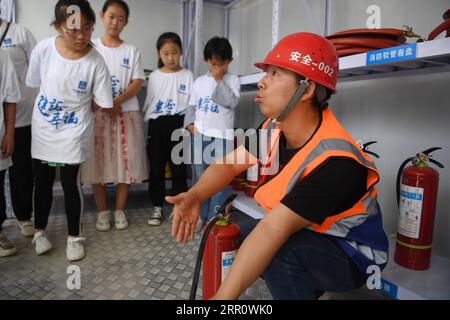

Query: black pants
left=148, top=115, right=187, bottom=207
left=0, top=170, right=6, bottom=230
left=9, top=126, right=33, bottom=222
left=32, top=160, right=83, bottom=236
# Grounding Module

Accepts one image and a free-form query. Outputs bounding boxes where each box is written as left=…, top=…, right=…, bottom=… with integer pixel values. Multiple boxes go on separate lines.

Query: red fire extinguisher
left=245, top=163, right=259, bottom=197
left=202, top=216, right=240, bottom=299
left=190, top=194, right=240, bottom=300
left=394, top=147, right=444, bottom=270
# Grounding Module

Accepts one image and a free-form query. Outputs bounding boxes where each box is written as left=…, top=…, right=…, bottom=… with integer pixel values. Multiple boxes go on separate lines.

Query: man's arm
left=212, top=203, right=311, bottom=299
left=190, top=145, right=255, bottom=203
left=166, top=145, right=257, bottom=243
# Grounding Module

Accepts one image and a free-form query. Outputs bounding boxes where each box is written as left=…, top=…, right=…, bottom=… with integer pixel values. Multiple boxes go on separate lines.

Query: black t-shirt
left=245, top=128, right=368, bottom=225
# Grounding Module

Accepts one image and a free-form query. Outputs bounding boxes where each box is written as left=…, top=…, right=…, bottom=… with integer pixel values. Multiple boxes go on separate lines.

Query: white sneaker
left=96, top=210, right=111, bottom=231
left=66, top=237, right=86, bottom=262
left=32, top=231, right=52, bottom=255
left=18, top=220, right=34, bottom=237
left=0, top=232, right=18, bottom=257
left=148, top=207, right=163, bottom=226
left=114, top=210, right=128, bottom=230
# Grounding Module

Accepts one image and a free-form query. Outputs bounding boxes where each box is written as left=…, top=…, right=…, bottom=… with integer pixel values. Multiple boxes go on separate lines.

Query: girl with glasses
left=26, top=0, right=113, bottom=261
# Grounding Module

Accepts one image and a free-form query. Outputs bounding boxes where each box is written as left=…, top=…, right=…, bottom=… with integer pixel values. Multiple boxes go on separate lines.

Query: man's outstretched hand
left=166, top=192, right=201, bottom=243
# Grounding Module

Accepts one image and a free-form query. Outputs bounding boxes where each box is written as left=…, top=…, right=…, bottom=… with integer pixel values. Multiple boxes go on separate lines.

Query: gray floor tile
left=0, top=191, right=389, bottom=301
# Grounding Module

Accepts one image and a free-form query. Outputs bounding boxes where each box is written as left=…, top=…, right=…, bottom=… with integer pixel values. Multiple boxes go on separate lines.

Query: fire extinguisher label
left=222, top=250, right=237, bottom=282
left=398, top=184, right=424, bottom=239
left=247, top=164, right=259, bottom=182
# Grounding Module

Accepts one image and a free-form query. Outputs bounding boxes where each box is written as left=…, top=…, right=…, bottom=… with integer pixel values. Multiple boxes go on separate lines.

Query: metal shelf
left=339, top=37, right=450, bottom=82
left=232, top=192, right=450, bottom=300
left=380, top=238, right=450, bottom=300
left=239, top=37, right=450, bottom=89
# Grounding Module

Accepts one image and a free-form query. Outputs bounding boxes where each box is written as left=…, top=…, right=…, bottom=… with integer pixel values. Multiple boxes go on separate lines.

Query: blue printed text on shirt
left=152, top=99, right=178, bottom=115
left=37, top=94, right=80, bottom=129
left=198, top=96, right=220, bottom=114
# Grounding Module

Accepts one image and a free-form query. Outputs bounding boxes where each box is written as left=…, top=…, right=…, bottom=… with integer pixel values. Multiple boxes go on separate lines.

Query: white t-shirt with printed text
left=26, top=36, right=113, bottom=164
left=189, top=73, right=240, bottom=140
left=0, top=22, right=38, bottom=127
left=92, top=38, right=145, bottom=112
left=144, top=68, right=193, bottom=121
left=0, top=50, right=22, bottom=170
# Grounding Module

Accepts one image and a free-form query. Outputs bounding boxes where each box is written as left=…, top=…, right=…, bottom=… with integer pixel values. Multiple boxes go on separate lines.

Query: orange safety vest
left=254, top=108, right=389, bottom=272
left=255, top=108, right=379, bottom=233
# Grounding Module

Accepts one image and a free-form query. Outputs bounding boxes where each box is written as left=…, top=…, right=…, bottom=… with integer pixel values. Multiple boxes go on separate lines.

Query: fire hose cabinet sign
left=398, top=185, right=424, bottom=239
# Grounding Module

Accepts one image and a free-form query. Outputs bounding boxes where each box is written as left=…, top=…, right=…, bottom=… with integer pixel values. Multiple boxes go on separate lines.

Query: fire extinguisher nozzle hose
left=396, top=157, right=415, bottom=207
left=396, top=147, right=444, bottom=208
left=189, top=215, right=222, bottom=300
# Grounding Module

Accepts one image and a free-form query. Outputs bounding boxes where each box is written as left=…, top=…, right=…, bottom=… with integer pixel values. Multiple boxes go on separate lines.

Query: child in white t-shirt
left=144, top=32, right=193, bottom=226
left=82, top=0, right=148, bottom=232
left=0, top=18, right=38, bottom=238
left=0, top=50, right=21, bottom=258
left=26, top=0, right=113, bottom=262
left=184, top=37, right=241, bottom=231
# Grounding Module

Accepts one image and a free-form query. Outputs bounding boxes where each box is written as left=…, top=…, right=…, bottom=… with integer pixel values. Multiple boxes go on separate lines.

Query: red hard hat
left=255, top=32, right=339, bottom=93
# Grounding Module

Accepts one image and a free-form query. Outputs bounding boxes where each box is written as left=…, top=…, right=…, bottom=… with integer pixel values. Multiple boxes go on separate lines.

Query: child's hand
left=1, top=133, right=14, bottom=158
left=211, top=65, right=226, bottom=82
left=91, top=101, right=100, bottom=113
left=109, top=100, right=122, bottom=117
left=111, top=103, right=121, bottom=117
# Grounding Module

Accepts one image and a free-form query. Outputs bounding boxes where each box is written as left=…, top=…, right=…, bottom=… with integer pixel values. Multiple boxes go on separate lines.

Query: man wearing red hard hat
left=167, top=32, right=388, bottom=300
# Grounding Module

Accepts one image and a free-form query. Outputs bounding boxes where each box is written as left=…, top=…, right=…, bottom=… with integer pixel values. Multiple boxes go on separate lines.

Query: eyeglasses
left=62, top=25, right=94, bottom=37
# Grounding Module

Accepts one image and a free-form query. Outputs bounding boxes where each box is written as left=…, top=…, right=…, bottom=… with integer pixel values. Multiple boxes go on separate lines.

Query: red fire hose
left=326, top=27, right=425, bottom=57
left=428, top=8, right=450, bottom=40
